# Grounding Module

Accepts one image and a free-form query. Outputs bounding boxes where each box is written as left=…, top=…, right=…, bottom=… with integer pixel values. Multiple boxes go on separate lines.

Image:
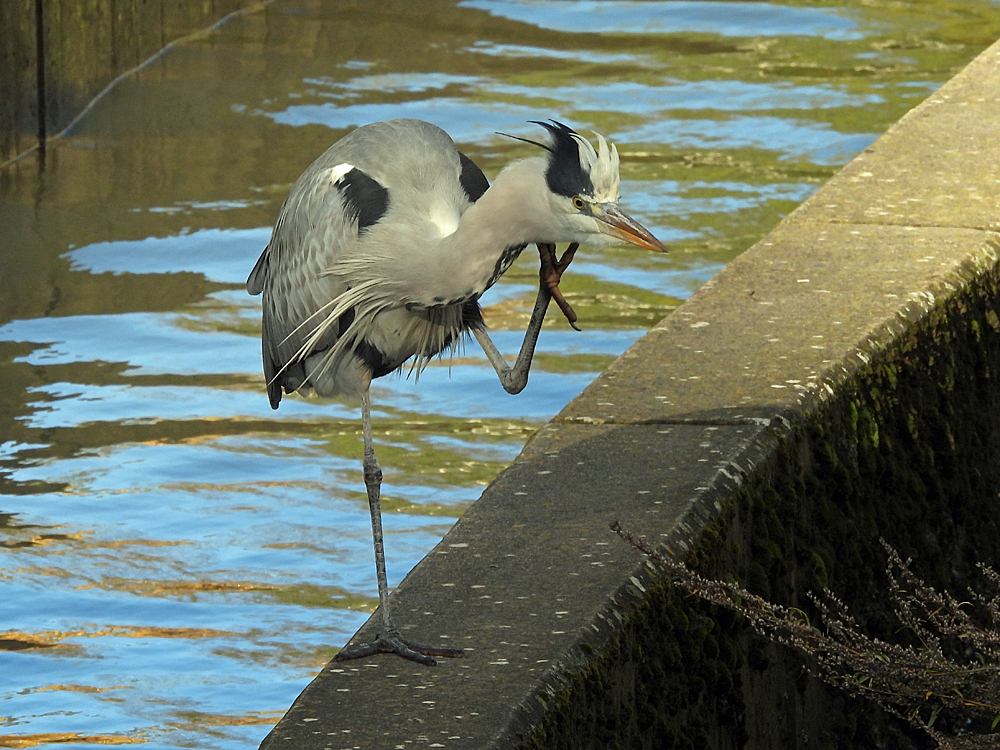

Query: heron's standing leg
left=334, top=390, right=463, bottom=666
left=474, top=242, right=580, bottom=394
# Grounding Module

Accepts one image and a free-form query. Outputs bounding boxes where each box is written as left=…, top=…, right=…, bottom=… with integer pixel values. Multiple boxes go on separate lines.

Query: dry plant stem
left=610, top=521, right=1000, bottom=749
left=538, top=242, right=580, bottom=330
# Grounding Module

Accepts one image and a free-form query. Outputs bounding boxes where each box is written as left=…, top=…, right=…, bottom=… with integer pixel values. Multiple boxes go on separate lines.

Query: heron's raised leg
left=334, top=390, right=463, bottom=666
left=473, top=242, right=580, bottom=395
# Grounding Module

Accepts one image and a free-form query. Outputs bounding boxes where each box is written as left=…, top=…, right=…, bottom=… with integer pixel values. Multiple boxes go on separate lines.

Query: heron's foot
left=538, top=242, right=581, bottom=331
left=334, top=633, right=464, bottom=667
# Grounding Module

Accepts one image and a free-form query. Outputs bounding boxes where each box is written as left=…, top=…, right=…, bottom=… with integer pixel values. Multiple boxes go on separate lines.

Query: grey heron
left=247, top=118, right=665, bottom=665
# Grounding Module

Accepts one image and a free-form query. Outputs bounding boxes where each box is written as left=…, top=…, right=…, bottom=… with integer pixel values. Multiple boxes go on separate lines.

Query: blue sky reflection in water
left=1, top=0, right=1000, bottom=747
left=459, top=1, right=866, bottom=39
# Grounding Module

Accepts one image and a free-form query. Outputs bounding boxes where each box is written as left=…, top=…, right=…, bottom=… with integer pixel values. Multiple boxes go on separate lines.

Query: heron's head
left=510, top=121, right=666, bottom=253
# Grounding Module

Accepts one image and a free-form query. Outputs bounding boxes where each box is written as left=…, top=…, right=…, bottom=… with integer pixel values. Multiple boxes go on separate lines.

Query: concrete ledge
left=260, top=38, right=1000, bottom=749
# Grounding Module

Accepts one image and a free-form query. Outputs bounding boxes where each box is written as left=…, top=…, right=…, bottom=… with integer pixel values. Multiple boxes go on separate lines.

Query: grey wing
left=247, top=162, right=390, bottom=409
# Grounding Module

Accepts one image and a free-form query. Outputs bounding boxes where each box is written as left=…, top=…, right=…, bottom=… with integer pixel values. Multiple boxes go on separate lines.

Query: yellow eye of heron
left=572, top=196, right=586, bottom=210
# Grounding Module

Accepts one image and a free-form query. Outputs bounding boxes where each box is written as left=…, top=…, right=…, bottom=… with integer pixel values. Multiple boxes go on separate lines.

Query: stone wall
left=0, top=0, right=262, bottom=164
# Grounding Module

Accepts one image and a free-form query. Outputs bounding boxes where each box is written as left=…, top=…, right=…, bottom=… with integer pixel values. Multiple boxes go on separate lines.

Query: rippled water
left=2, top=1, right=998, bottom=747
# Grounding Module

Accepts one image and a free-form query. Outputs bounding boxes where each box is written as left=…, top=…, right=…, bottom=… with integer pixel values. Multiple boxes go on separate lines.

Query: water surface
left=2, top=0, right=999, bottom=747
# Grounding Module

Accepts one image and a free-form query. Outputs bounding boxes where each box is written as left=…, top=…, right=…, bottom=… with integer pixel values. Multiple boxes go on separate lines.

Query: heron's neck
left=440, top=158, right=552, bottom=296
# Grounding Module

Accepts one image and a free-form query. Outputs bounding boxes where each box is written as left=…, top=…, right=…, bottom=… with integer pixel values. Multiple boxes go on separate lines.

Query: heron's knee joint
left=502, top=377, right=527, bottom=395
left=364, top=465, right=382, bottom=486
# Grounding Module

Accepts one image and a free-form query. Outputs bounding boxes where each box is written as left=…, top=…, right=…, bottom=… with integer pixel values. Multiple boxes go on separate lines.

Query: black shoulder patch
left=533, top=120, right=594, bottom=199
left=458, top=151, right=490, bottom=202
left=337, top=168, right=389, bottom=232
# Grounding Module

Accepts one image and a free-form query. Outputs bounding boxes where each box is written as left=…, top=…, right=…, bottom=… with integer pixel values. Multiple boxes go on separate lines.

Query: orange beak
left=595, top=204, right=667, bottom=253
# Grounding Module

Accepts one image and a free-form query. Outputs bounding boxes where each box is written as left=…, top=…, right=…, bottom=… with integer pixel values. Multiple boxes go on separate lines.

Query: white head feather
left=571, top=131, right=621, bottom=203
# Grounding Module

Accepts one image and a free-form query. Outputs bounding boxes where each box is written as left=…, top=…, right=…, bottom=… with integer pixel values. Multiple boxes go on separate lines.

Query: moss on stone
left=519, top=262, right=1000, bottom=749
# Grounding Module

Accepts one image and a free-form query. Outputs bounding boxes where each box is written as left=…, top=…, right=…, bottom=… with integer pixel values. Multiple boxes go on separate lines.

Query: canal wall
left=0, top=0, right=264, bottom=165
left=259, top=34, right=1000, bottom=750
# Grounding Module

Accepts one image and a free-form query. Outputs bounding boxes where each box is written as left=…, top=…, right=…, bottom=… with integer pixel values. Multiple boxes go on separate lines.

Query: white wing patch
left=326, top=162, right=355, bottom=184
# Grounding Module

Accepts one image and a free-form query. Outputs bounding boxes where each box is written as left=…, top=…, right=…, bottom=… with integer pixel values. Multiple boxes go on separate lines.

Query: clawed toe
left=537, top=242, right=581, bottom=330
left=335, top=634, right=464, bottom=666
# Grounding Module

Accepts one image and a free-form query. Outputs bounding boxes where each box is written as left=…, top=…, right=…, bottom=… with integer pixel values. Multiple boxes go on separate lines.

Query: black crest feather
left=531, top=120, right=595, bottom=199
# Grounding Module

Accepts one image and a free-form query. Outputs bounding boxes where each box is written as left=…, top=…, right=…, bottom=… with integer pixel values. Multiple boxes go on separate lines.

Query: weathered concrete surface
left=0, top=0, right=265, bottom=165
left=261, top=422, right=766, bottom=748
left=559, top=222, right=995, bottom=426
left=260, top=38, right=1000, bottom=749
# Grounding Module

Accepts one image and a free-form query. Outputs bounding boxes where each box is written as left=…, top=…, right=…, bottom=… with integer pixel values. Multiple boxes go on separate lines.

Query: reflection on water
left=1, top=0, right=998, bottom=746
left=460, top=0, right=866, bottom=39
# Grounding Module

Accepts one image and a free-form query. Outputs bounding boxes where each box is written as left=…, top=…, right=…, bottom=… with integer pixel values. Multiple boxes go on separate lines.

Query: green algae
left=519, top=257, right=1000, bottom=749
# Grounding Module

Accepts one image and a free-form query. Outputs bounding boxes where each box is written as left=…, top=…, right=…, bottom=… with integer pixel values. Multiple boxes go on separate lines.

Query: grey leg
left=474, top=242, right=580, bottom=394
left=473, top=282, right=550, bottom=395
left=334, top=391, right=463, bottom=666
